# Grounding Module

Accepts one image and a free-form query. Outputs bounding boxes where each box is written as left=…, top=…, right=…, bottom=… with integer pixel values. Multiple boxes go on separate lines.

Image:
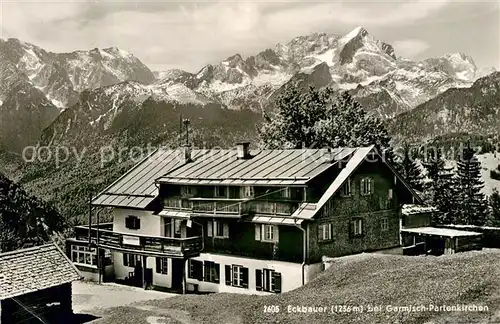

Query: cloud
left=393, top=39, right=431, bottom=58
left=0, top=0, right=452, bottom=71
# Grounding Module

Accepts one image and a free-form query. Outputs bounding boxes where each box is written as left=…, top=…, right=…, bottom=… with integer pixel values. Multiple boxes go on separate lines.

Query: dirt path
left=72, top=281, right=176, bottom=317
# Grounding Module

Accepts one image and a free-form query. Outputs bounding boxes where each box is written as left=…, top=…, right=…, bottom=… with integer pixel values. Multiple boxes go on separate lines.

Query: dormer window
left=360, top=177, right=374, bottom=196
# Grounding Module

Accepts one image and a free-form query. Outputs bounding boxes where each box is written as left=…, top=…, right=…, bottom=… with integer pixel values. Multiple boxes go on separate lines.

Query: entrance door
left=171, top=258, right=184, bottom=291
left=145, top=268, right=153, bottom=287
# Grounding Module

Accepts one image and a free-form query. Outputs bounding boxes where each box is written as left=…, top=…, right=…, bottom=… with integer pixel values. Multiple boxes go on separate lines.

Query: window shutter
left=207, top=221, right=213, bottom=237
left=370, top=179, right=374, bottom=194
left=155, top=257, right=161, bottom=273
left=223, top=223, right=229, bottom=238
left=328, top=224, right=333, bottom=240
left=255, top=224, right=261, bottom=241
left=273, top=272, right=282, bottom=293
left=241, top=267, right=249, bottom=288
left=214, top=264, right=220, bottom=283
left=361, top=219, right=365, bottom=235
left=136, top=218, right=141, bottom=230
left=255, top=269, right=262, bottom=291
left=225, top=265, right=231, bottom=285
left=349, top=221, right=354, bottom=238
left=317, top=224, right=323, bottom=241
left=123, top=253, right=127, bottom=266
left=274, top=226, right=279, bottom=243
left=125, top=217, right=131, bottom=229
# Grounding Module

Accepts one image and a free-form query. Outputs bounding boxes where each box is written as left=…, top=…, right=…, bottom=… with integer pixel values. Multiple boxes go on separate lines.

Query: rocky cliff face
left=154, top=26, right=483, bottom=118
left=388, top=72, right=500, bottom=141
left=0, top=38, right=155, bottom=151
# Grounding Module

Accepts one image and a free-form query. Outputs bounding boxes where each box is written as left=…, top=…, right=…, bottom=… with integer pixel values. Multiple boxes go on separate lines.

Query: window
left=263, top=224, right=276, bottom=242
left=214, top=186, right=227, bottom=198
left=341, top=178, right=352, bottom=197
left=256, top=269, right=282, bottom=293
left=360, top=178, right=374, bottom=196
left=323, top=200, right=333, bottom=217
left=125, top=216, right=140, bottom=230
left=350, top=218, right=363, bottom=237
left=388, top=188, right=393, bottom=200
left=71, top=245, right=97, bottom=266
left=123, top=253, right=140, bottom=267
left=188, top=259, right=203, bottom=280
left=181, top=186, right=195, bottom=196
left=225, top=265, right=248, bottom=288
left=164, top=219, right=172, bottom=237
left=203, top=261, right=220, bottom=283
left=207, top=220, right=229, bottom=238
left=255, top=224, right=279, bottom=243
left=174, top=219, right=182, bottom=236
left=242, top=186, right=254, bottom=198
left=318, top=223, right=333, bottom=241
left=381, top=218, right=389, bottom=231
left=156, top=257, right=168, bottom=274
left=281, top=187, right=291, bottom=199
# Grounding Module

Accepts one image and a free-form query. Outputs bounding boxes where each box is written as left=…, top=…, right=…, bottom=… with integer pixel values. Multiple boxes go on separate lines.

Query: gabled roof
left=92, top=149, right=207, bottom=208
left=156, top=148, right=356, bottom=186
left=0, top=243, right=82, bottom=301
left=292, top=146, right=424, bottom=220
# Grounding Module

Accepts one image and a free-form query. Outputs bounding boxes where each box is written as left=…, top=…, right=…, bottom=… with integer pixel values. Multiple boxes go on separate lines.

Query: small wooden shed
left=0, top=243, right=82, bottom=323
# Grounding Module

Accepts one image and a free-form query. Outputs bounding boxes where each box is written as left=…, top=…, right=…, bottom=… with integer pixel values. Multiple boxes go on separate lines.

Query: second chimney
left=236, top=142, right=251, bottom=159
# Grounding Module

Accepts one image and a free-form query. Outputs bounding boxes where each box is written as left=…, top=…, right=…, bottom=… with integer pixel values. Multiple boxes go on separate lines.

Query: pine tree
left=421, top=148, right=458, bottom=224
left=259, top=86, right=392, bottom=156
left=397, top=144, right=424, bottom=192
left=0, top=172, right=66, bottom=252
left=487, top=188, right=500, bottom=227
left=455, top=144, right=488, bottom=225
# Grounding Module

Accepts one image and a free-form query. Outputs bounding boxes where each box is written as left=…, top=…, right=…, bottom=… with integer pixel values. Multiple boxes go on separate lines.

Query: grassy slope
left=96, top=250, right=500, bottom=324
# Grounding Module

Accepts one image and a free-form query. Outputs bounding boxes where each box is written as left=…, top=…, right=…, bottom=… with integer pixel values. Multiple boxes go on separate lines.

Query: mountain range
left=1, top=26, right=498, bottom=153
left=1, top=25, right=498, bottom=224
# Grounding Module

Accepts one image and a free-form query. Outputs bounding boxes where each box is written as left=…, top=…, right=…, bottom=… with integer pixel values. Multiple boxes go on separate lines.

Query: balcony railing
left=164, top=198, right=248, bottom=216
left=250, top=202, right=296, bottom=215
left=163, top=198, right=298, bottom=217
left=74, top=225, right=202, bottom=258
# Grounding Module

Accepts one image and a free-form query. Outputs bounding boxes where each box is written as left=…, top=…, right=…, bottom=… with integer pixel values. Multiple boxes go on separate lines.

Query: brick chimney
left=236, top=142, right=251, bottom=159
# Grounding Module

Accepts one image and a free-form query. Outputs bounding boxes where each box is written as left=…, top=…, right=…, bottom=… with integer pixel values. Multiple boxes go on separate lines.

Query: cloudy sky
left=0, top=0, right=498, bottom=73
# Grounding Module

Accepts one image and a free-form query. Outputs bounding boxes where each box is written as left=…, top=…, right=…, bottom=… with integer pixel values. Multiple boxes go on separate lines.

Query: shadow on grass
left=72, top=313, right=101, bottom=323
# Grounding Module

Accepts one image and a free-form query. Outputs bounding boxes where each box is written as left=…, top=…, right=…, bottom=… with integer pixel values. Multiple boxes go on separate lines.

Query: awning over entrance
left=249, top=215, right=303, bottom=226
left=157, top=210, right=191, bottom=219
left=401, top=226, right=481, bottom=238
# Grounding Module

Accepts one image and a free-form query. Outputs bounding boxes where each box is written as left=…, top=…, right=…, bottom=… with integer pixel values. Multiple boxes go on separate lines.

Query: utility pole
left=183, top=119, right=191, bottom=146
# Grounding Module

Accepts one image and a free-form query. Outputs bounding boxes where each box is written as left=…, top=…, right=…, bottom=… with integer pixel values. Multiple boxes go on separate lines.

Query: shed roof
left=401, top=227, right=482, bottom=237
left=402, top=204, right=438, bottom=215
left=0, top=243, right=82, bottom=301
left=156, top=148, right=356, bottom=186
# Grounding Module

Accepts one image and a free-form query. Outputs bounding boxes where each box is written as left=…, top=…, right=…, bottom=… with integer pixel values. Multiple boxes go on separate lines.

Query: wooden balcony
left=250, top=201, right=297, bottom=216
left=163, top=198, right=249, bottom=217
left=74, top=225, right=202, bottom=258
left=163, top=198, right=299, bottom=217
